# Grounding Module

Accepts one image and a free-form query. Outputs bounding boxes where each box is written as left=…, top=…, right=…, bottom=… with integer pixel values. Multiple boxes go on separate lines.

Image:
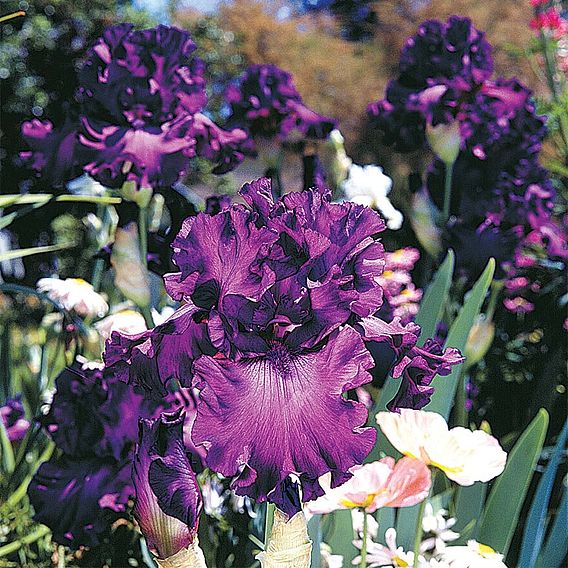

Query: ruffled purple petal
left=387, top=339, right=464, bottom=411
left=103, top=303, right=215, bottom=396
left=191, top=325, right=376, bottom=509
left=133, top=409, right=201, bottom=559
left=44, top=361, right=162, bottom=461
left=164, top=207, right=276, bottom=308
left=191, top=113, right=254, bottom=174
left=20, top=118, right=81, bottom=186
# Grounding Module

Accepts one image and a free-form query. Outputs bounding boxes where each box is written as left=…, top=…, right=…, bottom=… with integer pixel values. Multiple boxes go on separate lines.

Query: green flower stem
left=0, top=525, right=51, bottom=558
left=138, top=205, right=148, bottom=271
left=454, top=366, right=469, bottom=428
left=265, top=502, right=276, bottom=546
left=412, top=497, right=427, bottom=568
left=441, top=160, right=455, bottom=226
left=486, top=280, right=505, bottom=321
left=137, top=205, right=154, bottom=329
left=360, top=509, right=368, bottom=568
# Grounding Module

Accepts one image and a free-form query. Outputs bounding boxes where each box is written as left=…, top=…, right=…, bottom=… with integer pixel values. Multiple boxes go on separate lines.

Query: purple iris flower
left=225, top=64, right=336, bottom=142
left=368, top=16, right=493, bottom=151
left=105, top=177, right=462, bottom=513
left=20, top=25, right=251, bottom=190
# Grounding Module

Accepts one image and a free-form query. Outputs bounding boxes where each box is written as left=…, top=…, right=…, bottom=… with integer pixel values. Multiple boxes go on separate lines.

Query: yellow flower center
left=69, top=278, right=91, bottom=289
left=382, top=270, right=394, bottom=278
left=393, top=556, right=409, bottom=567
left=477, top=543, right=497, bottom=557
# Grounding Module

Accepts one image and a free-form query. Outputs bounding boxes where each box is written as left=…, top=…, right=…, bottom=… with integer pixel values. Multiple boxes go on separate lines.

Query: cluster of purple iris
left=368, top=16, right=567, bottom=312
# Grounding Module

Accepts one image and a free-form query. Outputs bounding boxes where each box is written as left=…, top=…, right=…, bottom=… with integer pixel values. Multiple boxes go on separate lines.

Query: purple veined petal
left=78, top=116, right=196, bottom=189
left=133, top=409, right=202, bottom=559
left=103, top=303, right=215, bottom=397
left=28, top=455, right=133, bottom=549
left=191, top=325, right=376, bottom=510
left=164, top=206, right=277, bottom=308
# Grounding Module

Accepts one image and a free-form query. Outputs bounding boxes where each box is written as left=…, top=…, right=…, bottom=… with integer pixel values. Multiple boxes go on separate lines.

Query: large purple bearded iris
left=21, top=25, right=250, bottom=189
left=104, top=178, right=462, bottom=513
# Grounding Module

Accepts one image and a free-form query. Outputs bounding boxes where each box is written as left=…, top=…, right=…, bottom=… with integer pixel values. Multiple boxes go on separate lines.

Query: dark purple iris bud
left=0, top=395, right=30, bottom=442
left=225, top=64, right=336, bottom=142
left=105, top=176, right=463, bottom=512
left=28, top=455, right=133, bottom=548
left=133, top=409, right=202, bottom=559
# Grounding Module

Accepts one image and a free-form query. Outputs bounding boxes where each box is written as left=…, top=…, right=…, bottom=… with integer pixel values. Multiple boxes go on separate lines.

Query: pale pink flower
left=384, top=248, right=420, bottom=271
left=307, top=456, right=430, bottom=514
left=376, top=410, right=507, bottom=486
left=37, top=277, right=108, bottom=317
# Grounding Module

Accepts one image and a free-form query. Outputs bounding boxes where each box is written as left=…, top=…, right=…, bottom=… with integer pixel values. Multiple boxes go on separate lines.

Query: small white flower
left=441, top=540, right=508, bottom=567
left=94, top=309, right=147, bottom=340
left=353, top=527, right=415, bottom=567
left=321, top=542, right=344, bottom=568
left=37, top=277, right=108, bottom=318
left=421, top=504, right=459, bottom=554
left=341, top=164, right=403, bottom=230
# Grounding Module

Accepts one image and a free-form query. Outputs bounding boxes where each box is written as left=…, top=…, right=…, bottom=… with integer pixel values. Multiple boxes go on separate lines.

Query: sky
left=134, top=0, right=221, bottom=22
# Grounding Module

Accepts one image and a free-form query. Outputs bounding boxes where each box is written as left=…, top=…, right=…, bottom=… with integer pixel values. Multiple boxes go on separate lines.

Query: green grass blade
left=478, top=409, right=549, bottom=556
left=0, top=242, right=75, bottom=263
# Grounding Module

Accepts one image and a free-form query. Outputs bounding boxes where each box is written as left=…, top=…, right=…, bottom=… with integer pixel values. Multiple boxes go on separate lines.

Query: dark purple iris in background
left=20, top=25, right=251, bottom=190
left=225, top=64, right=336, bottom=144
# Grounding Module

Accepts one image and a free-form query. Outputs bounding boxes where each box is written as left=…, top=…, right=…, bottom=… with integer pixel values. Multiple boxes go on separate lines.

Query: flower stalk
left=441, top=159, right=454, bottom=226
left=412, top=496, right=428, bottom=568
left=360, top=509, right=368, bottom=568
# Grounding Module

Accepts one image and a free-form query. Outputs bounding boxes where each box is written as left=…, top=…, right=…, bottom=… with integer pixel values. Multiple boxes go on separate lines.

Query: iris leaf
left=478, top=408, right=549, bottom=556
